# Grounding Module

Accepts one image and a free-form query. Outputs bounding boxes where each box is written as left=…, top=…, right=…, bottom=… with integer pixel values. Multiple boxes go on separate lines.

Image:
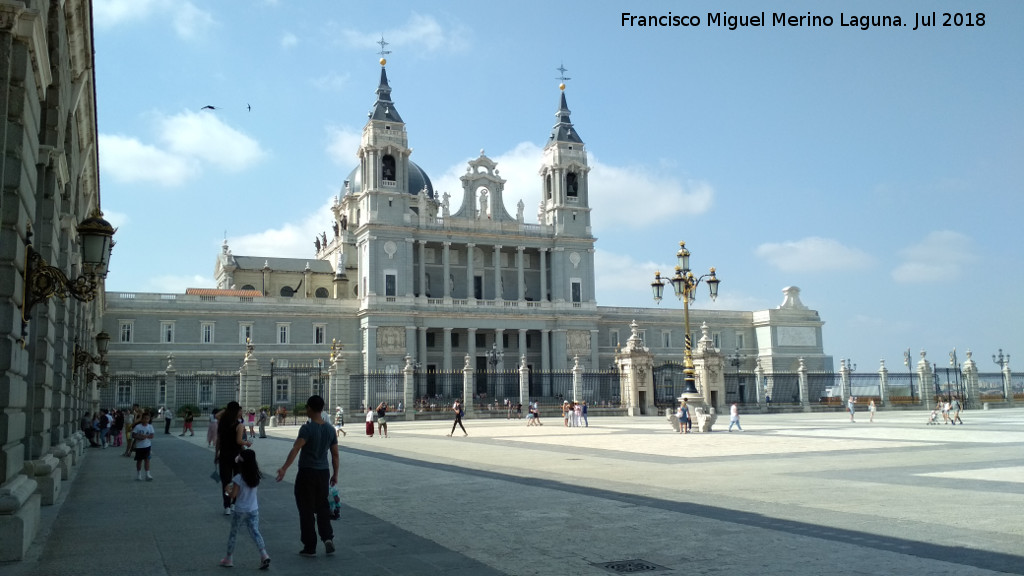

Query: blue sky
left=93, top=0, right=1022, bottom=374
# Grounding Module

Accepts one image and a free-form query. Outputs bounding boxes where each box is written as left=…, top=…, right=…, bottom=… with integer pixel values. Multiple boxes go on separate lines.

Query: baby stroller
left=927, top=409, right=940, bottom=425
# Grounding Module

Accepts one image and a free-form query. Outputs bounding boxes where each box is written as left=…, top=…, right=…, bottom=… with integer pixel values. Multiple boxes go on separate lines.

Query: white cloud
left=158, top=111, right=267, bottom=172
left=100, top=111, right=266, bottom=187
left=325, top=126, right=362, bottom=167
left=281, top=32, right=298, bottom=49
left=756, top=237, right=874, bottom=272
left=340, top=13, right=467, bottom=54
left=94, top=0, right=214, bottom=39
left=891, top=230, right=973, bottom=284
left=312, top=72, right=351, bottom=92
left=230, top=198, right=336, bottom=258
left=99, top=134, right=198, bottom=186
left=432, top=142, right=714, bottom=230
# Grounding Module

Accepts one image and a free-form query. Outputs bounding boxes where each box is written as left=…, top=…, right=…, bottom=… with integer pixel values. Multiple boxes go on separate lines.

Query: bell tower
left=539, top=66, right=592, bottom=237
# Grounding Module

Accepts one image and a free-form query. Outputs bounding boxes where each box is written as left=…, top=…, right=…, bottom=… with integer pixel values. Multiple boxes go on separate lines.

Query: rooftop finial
left=556, top=63, right=571, bottom=91
left=377, top=36, right=391, bottom=65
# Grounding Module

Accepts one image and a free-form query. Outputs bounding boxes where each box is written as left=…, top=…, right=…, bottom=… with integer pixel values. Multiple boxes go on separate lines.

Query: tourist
left=581, top=401, right=588, bottom=427
left=868, top=399, right=876, bottom=423
left=678, top=400, right=691, bottom=434
left=333, top=406, right=347, bottom=437
left=275, top=395, right=339, bottom=558
left=942, top=399, right=952, bottom=424
left=847, top=396, right=856, bottom=422
left=180, top=409, right=195, bottom=436
left=562, top=401, right=570, bottom=427
left=206, top=407, right=219, bottom=448
left=163, top=406, right=173, bottom=435
left=131, top=412, right=155, bottom=481
left=573, top=401, right=583, bottom=427
left=258, top=408, right=269, bottom=438
left=365, top=406, right=375, bottom=437
left=220, top=448, right=271, bottom=569
left=81, top=410, right=99, bottom=447
left=376, top=401, right=389, bottom=438
left=247, top=410, right=257, bottom=437
left=216, top=401, right=252, bottom=515
left=728, top=403, right=742, bottom=432
left=951, top=397, right=963, bottom=425
left=448, top=398, right=467, bottom=437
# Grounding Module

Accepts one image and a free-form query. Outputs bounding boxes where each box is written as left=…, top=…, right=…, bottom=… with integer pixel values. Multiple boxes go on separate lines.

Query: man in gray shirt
left=276, top=395, right=340, bottom=557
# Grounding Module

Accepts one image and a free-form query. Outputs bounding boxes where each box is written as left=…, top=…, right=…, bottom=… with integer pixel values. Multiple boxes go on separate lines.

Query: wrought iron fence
left=976, top=372, right=1006, bottom=399
left=724, top=372, right=757, bottom=406
left=806, top=372, right=840, bottom=403
left=100, top=373, right=163, bottom=409
left=581, top=370, right=620, bottom=406
left=413, top=371, right=463, bottom=411
left=849, top=373, right=881, bottom=398
left=353, top=372, right=404, bottom=411
left=764, top=373, right=800, bottom=405
left=653, top=363, right=686, bottom=407
left=885, top=373, right=917, bottom=399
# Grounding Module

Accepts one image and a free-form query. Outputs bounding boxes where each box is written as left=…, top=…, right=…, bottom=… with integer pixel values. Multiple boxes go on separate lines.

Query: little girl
left=220, top=449, right=271, bottom=569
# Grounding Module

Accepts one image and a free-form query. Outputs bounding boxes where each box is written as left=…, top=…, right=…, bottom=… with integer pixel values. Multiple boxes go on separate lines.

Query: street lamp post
left=949, top=349, right=961, bottom=402
left=727, top=348, right=743, bottom=403
left=993, top=349, right=1011, bottom=402
left=651, top=241, right=720, bottom=403
left=487, top=342, right=503, bottom=399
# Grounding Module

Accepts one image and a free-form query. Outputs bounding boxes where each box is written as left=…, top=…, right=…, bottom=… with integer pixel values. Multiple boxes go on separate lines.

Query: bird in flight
left=200, top=105, right=218, bottom=110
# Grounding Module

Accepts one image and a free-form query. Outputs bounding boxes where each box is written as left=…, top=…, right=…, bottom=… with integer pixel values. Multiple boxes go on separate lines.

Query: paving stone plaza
left=6, top=408, right=1022, bottom=576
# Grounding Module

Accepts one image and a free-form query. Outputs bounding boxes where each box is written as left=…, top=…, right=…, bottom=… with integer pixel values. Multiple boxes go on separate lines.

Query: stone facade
left=0, top=0, right=104, bottom=560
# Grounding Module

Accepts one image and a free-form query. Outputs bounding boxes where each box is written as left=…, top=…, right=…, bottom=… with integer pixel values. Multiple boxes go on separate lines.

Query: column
left=365, top=326, right=377, bottom=375
left=519, top=355, right=530, bottom=409
left=516, top=246, right=525, bottom=301
left=467, top=328, right=477, bottom=370
left=755, top=359, right=766, bottom=413
left=493, top=329, right=505, bottom=371
left=798, top=357, right=810, bottom=412
left=403, top=357, right=415, bottom=421
left=839, top=359, right=851, bottom=401
left=551, top=247, right=565, bottom=302
left=539, top=248, right=548, bottom=302
left=405, top=238, right=415, bottom=297
left=518, top=329, right=528, bottom=361
left=443, top=242, right=451, bottom=299
left=878, top=360, right=889, bottom=407
left=917, top=352, right=933, bottom=408
left=418, top=240, right=427, bottom=298
left=1002, top=358, right=1015, bottom=406
left=443, top=328, right=453, bottom=372
left=418, top=327, right=428, bottom=369
left=552, top=330, right=568, bottom=370
left=493, top=245, right=502, bottom=300
left=466, top=243, right=476, bottom=301
left=462, top=355, right=475, bottom=416
left=590, top=329, right=600, bottom=372
left=405, top=326, right=417, bottom=360
left=572, top=355, right=583, bottom=403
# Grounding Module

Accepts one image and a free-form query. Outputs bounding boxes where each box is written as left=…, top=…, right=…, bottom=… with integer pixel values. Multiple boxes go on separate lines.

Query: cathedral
left=100, top=56, right=832, bottom=414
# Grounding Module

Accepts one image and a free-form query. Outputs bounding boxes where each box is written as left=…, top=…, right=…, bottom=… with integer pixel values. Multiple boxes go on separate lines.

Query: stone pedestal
left=679, top=393, right=717, bottom=432
left=0, top=475, right=41, bottom=561
left=51, top=444, right=73, bottom=481
left=24, top=455, right=61, bottom=505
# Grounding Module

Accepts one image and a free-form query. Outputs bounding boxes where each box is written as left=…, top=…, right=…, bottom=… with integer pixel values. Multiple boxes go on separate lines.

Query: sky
left=93, top=0, right=1023, bottom=374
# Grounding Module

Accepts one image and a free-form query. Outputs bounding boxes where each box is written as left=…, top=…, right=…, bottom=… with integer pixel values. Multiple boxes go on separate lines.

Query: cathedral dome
left=345, top=162, right=433, bottom=197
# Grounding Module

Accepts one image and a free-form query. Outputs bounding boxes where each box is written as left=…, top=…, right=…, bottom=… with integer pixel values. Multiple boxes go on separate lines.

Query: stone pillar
left=839, top=359, right=851, bottom=403
left=539, top=248, right=548, bottom=302
left=418, top=327, right=428, bottom=371
left=516, top=246, right=525, bottom=301
left=541, top=329, right=551, bottom=395
left=493, top=329, right=504, bottom=372
left=693, top=323, right=724, bottom=412
left=551, top=247, right=564, bottom=302
left=462, top=355, right=474, bottom=416
left=572, top=355, right=583, bottom=403
left=798, top=357, right=810, bottom=412
left=165, top=355, right=177, bottom=413
left=405, top=238, right=415, bottom=297
left=403, top=356, right=416, bottom=421
left=755, top=359, right=766, bottom=413
left=418, top=240, right=427, bottom=299
left=365, top=325, right=377, bottom=374
left=444, top=328, right=454, bottom=372
left=917, top=351, right=933, bottom=408
left=518, top=355, right=530, bottom=409
left=239, top=344, right=262, bottom=413
left=590, top=329, right=600, bottom=373
left=614, top=320, right=654, bottom=417
left=551, top=329, right=568, bottom=370
left=329, top=341, right=350, bottom=412
left=962, top=351, right=980, bottom=409
left=405, top=326, right=416, bottom=360
left=442, top=241, right=451, bottom=299
left=518, top=329, right=527, bottom=363
left=493, top=245, right=502, bottom=300
left=878, top=360, right=889, bottom=407
left=466, top=243, right=475, bottom=301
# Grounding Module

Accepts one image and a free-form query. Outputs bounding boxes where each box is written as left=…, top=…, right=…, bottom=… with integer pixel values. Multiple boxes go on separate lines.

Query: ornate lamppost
left=993, top=349, right=1010, bottom=370
left=651, top=241, right=720, bottom=403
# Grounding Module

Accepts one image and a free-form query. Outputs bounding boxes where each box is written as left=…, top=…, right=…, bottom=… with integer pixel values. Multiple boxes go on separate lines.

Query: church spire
left=549, top=65, right=582, bottom=143
left=368, top=37, right=402, bottom=122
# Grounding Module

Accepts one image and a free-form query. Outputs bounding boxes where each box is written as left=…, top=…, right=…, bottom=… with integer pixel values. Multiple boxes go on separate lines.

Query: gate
left=653, top=363, right=686, bottom=407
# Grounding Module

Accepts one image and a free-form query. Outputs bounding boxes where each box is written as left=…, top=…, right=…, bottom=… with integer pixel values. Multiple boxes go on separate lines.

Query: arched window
left=546, top=174, right=552, bottom=199
left=241, top=284, right=255, bottom=291
left=382, top=155, right=396, bottom=182
left=315, top=287, right=329, bottom=298
left=566, top=172, right=578, bottom=197
left=280, top=286, right=294, bottom=298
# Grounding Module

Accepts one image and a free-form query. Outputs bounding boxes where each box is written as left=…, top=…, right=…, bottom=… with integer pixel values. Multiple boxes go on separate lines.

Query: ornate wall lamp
left=74, top=330, right=111, bottom=373
left=21, top=210, right=116, bottom=324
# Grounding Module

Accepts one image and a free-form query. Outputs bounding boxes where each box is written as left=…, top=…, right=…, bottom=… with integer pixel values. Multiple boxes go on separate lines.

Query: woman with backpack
left=448, top=398, right=467, bottom=437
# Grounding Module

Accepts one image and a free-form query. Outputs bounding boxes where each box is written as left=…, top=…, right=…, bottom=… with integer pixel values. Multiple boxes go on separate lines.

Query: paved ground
left=5, top=408, right=1023, bottom=575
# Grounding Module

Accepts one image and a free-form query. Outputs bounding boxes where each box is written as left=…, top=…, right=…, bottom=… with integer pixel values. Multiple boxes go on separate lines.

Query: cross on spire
left=377, top=36, right=391, bottom=59
left=556, top=63, right=571, bottom=83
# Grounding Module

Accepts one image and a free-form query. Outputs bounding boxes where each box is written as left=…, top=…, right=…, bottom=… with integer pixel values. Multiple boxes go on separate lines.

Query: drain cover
left=592, top=559, right=671, bottom=573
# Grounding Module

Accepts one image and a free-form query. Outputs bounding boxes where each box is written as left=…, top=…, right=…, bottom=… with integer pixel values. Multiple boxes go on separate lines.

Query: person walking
left=847, top=396, right=856, bottom=422
left=206, top=407, right=219, bottom=448
left=275, top=395, right=339, bottom=558
left=334, top=406, right=347, bottom=437
left=131, top=412, right=155, bottom=481
left=220, top=448, right=272, bottom=570
left=951, top=397, right=964, bottom=425
left=581, top=401, right=588, bottom=427
left=216, top=402, right=252, bottom=515
left=728, top=403, right=743, bottom=432
left=364, top=406, right=375, bottom=437
left=376, top=402, right=389, bottom=438
left=448, top=398, right=467, bottom=437
left=868, top=399, right=877, bottom=423
left=258, top=408, right=269, bottom=438
left=180, top=409, right=195, bottom=436
left=163, top=407, right=173, bottom=435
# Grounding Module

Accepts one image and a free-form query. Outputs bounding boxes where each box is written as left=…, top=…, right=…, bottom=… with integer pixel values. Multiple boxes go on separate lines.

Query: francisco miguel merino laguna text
left=621, top=12, right=986, bottom=30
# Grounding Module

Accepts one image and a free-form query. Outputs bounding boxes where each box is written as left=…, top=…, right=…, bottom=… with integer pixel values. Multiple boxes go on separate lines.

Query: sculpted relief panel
left=567, top=330, right=591, bottom=356
left=377, top=326, right=406, bottom=355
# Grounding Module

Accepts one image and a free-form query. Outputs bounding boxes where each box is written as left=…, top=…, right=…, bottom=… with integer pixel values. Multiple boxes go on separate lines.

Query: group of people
left=80, top=408, right=125, bottom=448
left=561, top=401, right=589, bottom=427
left=213, top=395, right=341, bottom=569
left=364, top=402, right=390, bottom=437
left=929, top=397, right=964, bottom=425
